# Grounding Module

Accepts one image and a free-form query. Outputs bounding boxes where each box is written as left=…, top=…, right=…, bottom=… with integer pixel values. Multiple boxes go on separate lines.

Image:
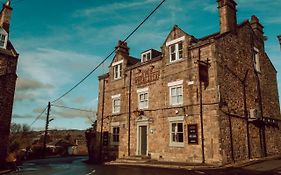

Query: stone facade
left=0, top=0, right=19, bottom=166
left=95, top=0, right=281, bottom=165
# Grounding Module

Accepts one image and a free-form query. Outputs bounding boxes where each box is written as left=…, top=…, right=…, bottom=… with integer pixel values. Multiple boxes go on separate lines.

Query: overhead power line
left=51, top=0, right=167, bottom=104
left=51, top=104, right=95, bottom=113
left=52, top=104, right=96, bottom=123
left=29, top=106, right=48, bottom=127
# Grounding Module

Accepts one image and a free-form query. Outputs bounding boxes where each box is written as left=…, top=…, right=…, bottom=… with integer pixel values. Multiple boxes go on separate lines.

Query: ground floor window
left=170, top=122, right=184, bottom=147
left=112, top=127, right=120, bottom=145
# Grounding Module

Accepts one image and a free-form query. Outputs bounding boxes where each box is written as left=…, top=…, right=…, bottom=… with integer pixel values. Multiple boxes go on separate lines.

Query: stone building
left=96, top=0, right=281, bottom=165
left=0, top=0, right=19, bottom=166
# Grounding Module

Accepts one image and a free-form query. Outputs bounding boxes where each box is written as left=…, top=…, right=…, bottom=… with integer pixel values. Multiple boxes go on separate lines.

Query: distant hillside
left=9, top=129, right=88, bottom=155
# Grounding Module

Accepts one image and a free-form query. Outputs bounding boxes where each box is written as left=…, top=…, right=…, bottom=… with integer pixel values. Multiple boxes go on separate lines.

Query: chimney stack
left=217, top=0, right=237, bottom=34
left=250, top=15, right=264, bottom=42
left=115, top=40, right=129, bottom=56
left=0, top=0, right=12, bottom=33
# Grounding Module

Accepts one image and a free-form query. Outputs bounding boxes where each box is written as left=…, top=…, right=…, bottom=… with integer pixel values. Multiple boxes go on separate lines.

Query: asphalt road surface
left=7, top=156, right=281, bottom=175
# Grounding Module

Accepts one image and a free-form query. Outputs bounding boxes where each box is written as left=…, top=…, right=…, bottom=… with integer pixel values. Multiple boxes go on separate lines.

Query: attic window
left=0, top=28, right=8, bottom=49
left=141, top=50, right=152, bottom=62
left=112, top=60, right=123, bottom=80
left=166, top=36, right=185, bottom=63
left=169, top=42, right=183, bottom=62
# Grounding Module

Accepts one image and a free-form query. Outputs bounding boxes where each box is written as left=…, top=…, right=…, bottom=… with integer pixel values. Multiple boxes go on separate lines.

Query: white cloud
left=74, top=0, right=160, bottom=17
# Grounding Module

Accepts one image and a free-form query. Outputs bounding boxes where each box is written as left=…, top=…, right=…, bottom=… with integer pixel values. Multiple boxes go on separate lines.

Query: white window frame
left=168, top=80, right=183, bottom=106
left=168, top=116, right=184, bottom=147
left=166, top=36, right=185, bottom=63
left=137, top=87, right=149, bottom=109
left=141, top=50, right=152, bottom=62
left=0, top=33, right=7, bottom=49
left=112, top=94, right=121, bottom=114
left=112, top=60, right=123, bottom=80
left=111, top=122, right=120, bottom=146
left=253, top=47, right=261, bottom=73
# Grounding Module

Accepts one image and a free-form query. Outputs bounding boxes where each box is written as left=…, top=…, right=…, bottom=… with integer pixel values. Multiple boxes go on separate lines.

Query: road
left=7, top=156, right=281, bottom=175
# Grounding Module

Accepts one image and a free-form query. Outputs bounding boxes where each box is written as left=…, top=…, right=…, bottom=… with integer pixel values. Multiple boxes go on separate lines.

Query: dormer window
left=141, top=50, right=152, bottom=62
left=112, top=60, right=123, bottom=80
left=0, top=28, right=8, bottom=49
left=166, top=36, right=185, bottom=63
left=169, top=42, right=183, bottom=62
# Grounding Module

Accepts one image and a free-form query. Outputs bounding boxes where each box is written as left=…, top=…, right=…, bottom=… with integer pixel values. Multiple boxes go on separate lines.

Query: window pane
left=144, top=93, right=148, bottom=100
left=172, top=133, right=176, bottom=142
left=178, top=42, right=182, bottom=50
left=178, top=133, right=183, bottom=142
left=172, top=96, right=177, bottom=104
left=171, top=88, right=176, bottom=96
left=147, top=53, right=151, bottom=60
left=171, top=53, right=176, bottom=61
left=171, top=45, right=175, bottom=52
left=179, top=51, right=183, bottom=59
left=177, top=86, right=182, bottom=95
left=177, top=123, right=183, bottom=132
left=119, top=64, right=122, bottom=78
left=143, top=54, right=147, bottom=62
left=172, top=123, right=176, bottom=132
left=178, top=95, right=183, bottom=104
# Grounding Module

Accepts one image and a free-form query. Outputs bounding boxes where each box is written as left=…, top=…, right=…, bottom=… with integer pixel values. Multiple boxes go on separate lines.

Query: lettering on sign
left=188, top=124, right=198, bottom=144
left=135, top=69, right=160, bottom=85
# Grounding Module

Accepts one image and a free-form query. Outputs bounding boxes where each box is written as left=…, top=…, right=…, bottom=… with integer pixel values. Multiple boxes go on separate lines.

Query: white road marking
left=194, top=170, right=206, bottom=174
left=85, top=169, right=96, bottom=175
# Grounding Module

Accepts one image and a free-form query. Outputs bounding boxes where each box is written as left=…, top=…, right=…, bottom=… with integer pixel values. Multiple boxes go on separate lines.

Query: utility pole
left=43, top=102, right=51, bottom=158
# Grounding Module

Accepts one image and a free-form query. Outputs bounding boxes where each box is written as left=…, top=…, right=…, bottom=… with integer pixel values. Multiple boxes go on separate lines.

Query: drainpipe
left=198, top=48, right=205, bottom=164
left=128, top=69, right=132, bottom=156
left=256, top=71, right=267, bottom=157
left=99, top=78, right=106, bottom=162
left=242, top=71, right=251, bottom=160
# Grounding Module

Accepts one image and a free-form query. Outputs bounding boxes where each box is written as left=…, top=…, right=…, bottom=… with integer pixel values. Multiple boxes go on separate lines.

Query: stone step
left=115, top=155, right=151, bottom=163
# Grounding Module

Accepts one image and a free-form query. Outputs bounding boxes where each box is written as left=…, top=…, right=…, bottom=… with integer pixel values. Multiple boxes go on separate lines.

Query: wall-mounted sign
left=135, top=69, right=160, bottom=85
left=188, top=124, right=198, bottom=144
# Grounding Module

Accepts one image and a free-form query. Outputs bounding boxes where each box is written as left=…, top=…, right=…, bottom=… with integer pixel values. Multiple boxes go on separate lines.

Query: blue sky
left=8, top=0, right=281, bottom=130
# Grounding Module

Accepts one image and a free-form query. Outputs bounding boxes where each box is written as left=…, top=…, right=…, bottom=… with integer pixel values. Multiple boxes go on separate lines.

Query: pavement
left=106, top=154, right=281, bottom=171
left=2, top=155, right=281, bottom=175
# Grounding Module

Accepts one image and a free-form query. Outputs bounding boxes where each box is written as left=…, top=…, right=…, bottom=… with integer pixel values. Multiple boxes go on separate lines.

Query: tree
left=22, top=124, right=31, bottom=133
left=10, top=123, right=21, bottom=133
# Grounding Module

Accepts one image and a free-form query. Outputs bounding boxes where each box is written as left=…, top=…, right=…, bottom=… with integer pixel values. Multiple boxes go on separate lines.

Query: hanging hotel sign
left=135, top=69, right=160, bottom=85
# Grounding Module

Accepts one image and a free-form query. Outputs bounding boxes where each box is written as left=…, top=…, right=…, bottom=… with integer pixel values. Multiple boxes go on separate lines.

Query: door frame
left=136, top=117, right=149, bottom=156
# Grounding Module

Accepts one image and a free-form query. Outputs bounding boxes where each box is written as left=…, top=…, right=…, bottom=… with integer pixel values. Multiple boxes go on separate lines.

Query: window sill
left=167, top=58, right=185, bottom=65
left=112, top=111, right=120, bottom=115
left=169, top=142, right=184, bottom=147
left=170, top=103, right=183, bottom=107
left=113, top=77, right=122, bottom=81
left=138, top=107, right=149, bottom=110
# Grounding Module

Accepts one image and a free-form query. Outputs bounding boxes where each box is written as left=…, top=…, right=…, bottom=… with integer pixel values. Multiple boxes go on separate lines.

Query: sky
left=7, top=0, right=281, bottom=130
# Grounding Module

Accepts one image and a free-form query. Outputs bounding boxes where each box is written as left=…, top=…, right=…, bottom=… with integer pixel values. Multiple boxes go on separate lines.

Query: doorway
left=138, top=125, right=147, bottom=156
